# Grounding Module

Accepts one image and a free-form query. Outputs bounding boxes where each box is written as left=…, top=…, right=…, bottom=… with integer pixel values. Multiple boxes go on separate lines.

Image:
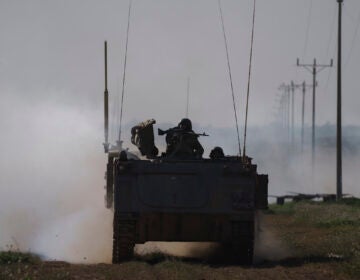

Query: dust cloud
left=134, top=212, right=292, bottom=263
left=0, top=93, right=112, bottom=263
left=135, top=242, right=220, bottom=259
left=254, top=211, right=290, bottom=263
left=0, top=92, right=358, bottom=264
left=234, top=125, right=360, bottom=199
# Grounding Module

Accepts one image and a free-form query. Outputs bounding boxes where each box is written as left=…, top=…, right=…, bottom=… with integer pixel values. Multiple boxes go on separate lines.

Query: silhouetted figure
left=210, top=146, right=225, bottom=159
left=159, top=118, right=204, bottom=159
left=131, top=119, right=158, bottom=158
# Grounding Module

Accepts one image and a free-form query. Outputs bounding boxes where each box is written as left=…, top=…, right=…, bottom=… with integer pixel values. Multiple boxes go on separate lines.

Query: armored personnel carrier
left=104, top=119, right=268, bottom=264
left=101, top=1, right=268, bottom=261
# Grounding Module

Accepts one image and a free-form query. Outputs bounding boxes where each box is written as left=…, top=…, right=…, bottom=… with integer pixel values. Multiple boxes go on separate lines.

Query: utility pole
left=291, top=81, right=295, bottom=148
left=283, top=94, right=287, bottom=129
left=301, top=82, right=305, bottom=153
left=299, top=81, right=316, bottom=153
left=282, top=93, right=288, bottom=130
left=279, top=84, right=291, bottom=144
left=287, top=85, right=291, bottom=144
left=337, top=0, right=343, bottom=200
left=290, top=81, right=307, bottom=152
left=277, top=92, right=286, bottom=129
left=282, top=82, right=301, bottom=150
left=297, top=58, right=333, bottom=172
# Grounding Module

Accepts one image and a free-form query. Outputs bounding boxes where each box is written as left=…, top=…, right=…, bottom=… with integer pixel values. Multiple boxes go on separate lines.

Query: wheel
left=112, top=216, right=136, bottom=263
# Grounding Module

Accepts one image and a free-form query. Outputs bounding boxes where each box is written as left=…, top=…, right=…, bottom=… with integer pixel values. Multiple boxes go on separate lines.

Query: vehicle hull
left=108, top=157, right=268, bottom=264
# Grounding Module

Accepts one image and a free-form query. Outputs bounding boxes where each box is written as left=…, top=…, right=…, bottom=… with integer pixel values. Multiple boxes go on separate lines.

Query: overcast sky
left=1, top=0, right=359, bottom=136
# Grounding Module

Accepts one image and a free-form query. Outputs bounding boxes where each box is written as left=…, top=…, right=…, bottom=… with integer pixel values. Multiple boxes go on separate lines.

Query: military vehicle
left=102, top=0, right=268, bottom=262
left=104, top=116, right=268, bottom=264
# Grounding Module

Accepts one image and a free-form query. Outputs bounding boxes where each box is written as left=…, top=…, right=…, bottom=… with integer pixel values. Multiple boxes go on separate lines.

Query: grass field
left=1, top=198, right=359, bottom=280
left=267, top=198, right=360, bottom=279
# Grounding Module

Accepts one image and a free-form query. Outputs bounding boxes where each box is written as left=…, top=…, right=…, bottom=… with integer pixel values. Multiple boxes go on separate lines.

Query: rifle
left=158, top=128, right=178, bottom=136
left=196, top=132, right=209, bottom=137
left=158, top=128, right=208, bottom=137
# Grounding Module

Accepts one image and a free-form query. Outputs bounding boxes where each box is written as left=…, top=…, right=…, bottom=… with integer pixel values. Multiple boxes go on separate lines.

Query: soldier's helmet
left=210, top=146, right=225, bottom=159
left=178, top=118, right=192, bottom=131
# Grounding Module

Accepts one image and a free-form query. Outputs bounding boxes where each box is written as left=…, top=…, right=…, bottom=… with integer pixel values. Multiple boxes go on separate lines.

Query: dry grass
left=1, top=199, right=359, bottom=279
left=0, top=250, right=40, bottom=265
left=269, top=198, right=360, bottom=279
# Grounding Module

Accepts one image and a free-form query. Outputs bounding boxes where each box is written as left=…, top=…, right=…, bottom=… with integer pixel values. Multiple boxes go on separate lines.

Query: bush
left=0, top=251, right=40, bottom=264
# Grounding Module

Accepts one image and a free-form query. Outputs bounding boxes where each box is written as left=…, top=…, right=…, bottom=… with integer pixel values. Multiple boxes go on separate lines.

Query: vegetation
left=269, top=198, right=360, bottom=278
left=1, top=199, right=359, bottom=279
left=0, top=250, right=40, bottom=265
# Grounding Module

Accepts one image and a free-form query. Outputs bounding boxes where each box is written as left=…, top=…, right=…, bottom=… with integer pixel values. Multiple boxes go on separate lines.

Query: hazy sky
left=1, top=0, right=359, bottom=134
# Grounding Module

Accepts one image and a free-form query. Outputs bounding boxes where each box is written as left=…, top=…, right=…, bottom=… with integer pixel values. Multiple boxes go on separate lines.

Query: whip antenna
left=186, top=77, right=190, bottom=118
left=243, top=0, right=256, bottom=159
left=118, top=0, right=132, bottom=144
left=218, top=0, right=241, bottom=156
left=103, top=41, right=109, bottom=153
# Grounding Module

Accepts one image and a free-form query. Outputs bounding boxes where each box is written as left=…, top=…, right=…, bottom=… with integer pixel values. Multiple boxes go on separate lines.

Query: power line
left=303, top=0, right=313, bottom=58
left=345, top=6, right=360, bottom=67
left=343, top=4, right=356, bottom=23
left=325, top=3, right=337, bottom=61
left=324, top=44, right=337, bottom=94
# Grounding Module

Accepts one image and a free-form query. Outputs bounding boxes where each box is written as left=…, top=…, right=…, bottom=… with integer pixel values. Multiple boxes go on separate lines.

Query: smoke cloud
left=1, top=91, right=358, bottom=264
left=0, top=92, right=112, bottom=263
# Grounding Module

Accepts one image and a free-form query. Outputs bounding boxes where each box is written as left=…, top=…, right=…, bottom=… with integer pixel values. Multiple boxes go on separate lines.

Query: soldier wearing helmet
left=160, top=118, right=204, bottom=159
left=178, top=118, right=192, bottom=131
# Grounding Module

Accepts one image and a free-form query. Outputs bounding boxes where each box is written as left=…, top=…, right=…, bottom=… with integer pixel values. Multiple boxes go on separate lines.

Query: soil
left=0, top=207, right=355, bottom=280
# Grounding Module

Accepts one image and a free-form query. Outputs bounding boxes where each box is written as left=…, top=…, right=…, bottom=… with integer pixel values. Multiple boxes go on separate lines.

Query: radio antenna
left=118, top=0, right=132, bottom=144
left=218, top=0, right=241, bottom=156
left=186, top=77, right=190, bottom=118
left=103, top=41, right=109, bottom=153
left=243, top=0, right=256, bottom=159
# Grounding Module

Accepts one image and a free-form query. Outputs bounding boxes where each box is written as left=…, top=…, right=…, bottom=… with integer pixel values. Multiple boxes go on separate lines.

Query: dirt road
left=0, top=259, right=345, bottom=280
left=1, top=201, right=358, bottom=280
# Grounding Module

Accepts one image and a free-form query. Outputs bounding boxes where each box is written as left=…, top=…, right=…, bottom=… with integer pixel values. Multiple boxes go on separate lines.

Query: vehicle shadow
left=134, top=253, right=346, bottom=268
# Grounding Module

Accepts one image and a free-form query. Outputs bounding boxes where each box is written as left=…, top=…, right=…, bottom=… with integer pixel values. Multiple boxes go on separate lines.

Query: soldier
left=160, top=118, right=204, bottom=159
left=209, top=146, right=225, bottom=159
left=178, top=118, right=192, bottom=131
left=131, top=119, right=158, bottom=158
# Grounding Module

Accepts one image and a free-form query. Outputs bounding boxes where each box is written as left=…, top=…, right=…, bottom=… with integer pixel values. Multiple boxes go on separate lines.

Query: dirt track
left=1, top=204, right=356, bottom=280
left=0, top=259, right=345, bottom=280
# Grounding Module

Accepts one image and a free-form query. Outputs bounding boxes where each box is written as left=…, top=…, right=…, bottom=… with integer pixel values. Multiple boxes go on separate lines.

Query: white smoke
left=0, top=92, right=358, bottom=264
left=0, top=92, right=112, bottom=263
